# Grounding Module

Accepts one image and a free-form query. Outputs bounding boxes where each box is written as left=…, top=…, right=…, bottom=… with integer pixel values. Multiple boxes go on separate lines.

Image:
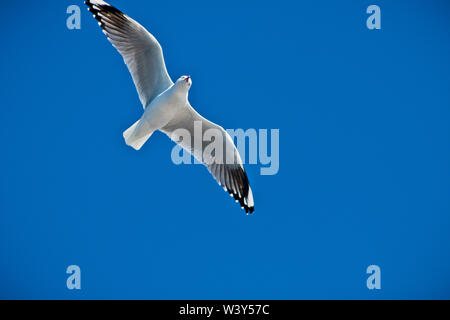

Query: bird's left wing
left=161, top=103, right=255, bottom=214
left=85, top=0, right=173, bottom=108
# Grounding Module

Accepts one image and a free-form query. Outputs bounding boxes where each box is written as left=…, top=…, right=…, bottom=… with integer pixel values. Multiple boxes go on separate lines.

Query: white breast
left=141, top=85, right=187, bottom=130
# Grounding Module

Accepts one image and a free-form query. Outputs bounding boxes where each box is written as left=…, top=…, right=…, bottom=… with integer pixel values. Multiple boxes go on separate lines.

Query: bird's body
left=124, top=77, right=191, bottom=150
left=85, top=0, right=255, bottom=213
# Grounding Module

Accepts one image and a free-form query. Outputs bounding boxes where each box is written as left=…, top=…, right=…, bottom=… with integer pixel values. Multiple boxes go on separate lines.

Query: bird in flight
left=85, top=0, right=254, bottom=213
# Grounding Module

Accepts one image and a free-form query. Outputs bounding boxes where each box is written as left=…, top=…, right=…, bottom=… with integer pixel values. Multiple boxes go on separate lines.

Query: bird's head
left=176, top=75, right=192, bottom=90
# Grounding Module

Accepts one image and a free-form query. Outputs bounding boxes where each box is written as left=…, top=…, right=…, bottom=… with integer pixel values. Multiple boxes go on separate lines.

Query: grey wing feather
left=161, top=103, right=255, bottom=214
left=85, top=0, right=173, bottom=108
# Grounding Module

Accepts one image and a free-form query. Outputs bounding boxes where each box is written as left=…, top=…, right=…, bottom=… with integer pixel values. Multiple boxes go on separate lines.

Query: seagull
left=85, top=0, right=254, bottom=213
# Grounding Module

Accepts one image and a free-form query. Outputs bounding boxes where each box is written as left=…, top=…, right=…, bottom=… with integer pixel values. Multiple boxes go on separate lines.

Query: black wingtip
left=85, top=0, right=125, bottom=16
left=245, top=204, right=255, bottom=215
left=220, top=166, right=255, bottom=215
left=225, top=186, right=254, bottom=215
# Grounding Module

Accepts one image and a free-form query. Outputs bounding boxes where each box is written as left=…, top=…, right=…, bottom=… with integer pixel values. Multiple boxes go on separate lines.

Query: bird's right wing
left=85, top=0, right=173, bottom=108
left=161, top=103, right=255, bottom=214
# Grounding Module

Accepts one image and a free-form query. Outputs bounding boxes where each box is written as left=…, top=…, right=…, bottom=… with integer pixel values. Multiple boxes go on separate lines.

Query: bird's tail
left=123, top=119, right=153, bottom=151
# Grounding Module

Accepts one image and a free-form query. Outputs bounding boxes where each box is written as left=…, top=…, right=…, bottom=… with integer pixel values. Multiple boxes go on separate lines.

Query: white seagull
left=85, top=0, right=254, bottom=213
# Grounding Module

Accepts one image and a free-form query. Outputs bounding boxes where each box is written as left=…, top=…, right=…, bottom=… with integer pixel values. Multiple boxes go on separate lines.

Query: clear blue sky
left=1, top=0, right=449, bottom=299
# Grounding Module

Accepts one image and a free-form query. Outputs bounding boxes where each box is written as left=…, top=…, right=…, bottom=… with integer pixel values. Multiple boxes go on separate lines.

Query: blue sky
left=0, top=0, right=449, bottom=299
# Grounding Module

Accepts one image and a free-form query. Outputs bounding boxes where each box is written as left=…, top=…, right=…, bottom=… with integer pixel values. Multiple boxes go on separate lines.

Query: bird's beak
left=185, top=76, right=190, bottom=82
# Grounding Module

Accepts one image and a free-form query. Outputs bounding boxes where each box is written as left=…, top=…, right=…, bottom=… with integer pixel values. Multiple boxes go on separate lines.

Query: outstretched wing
left=161, top=103, right=255, bottom=214
left=85, top=0, right=173, bottom=108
